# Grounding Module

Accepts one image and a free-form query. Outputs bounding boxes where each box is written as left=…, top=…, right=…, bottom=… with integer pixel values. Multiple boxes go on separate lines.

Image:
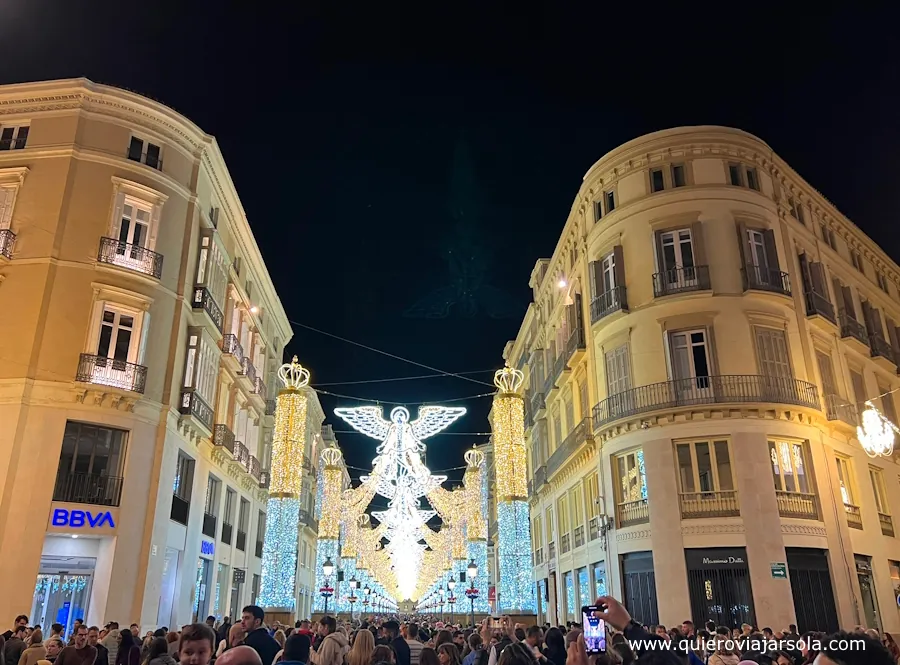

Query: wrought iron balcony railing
left=590, top=286, right=627, bottom=323
left=593, top=374, right=819, bottom=429
left=265, top=399, right=276, bottom=416
left=53, top=472, right=123, bottom=507
left=741, top=264, right=791, bottom=296
left=76, top=353, right=148, bottom=394
left=240, top=356, right=257, bottom=384
left=652, top=265, right=711, bottom=297
left=534, top=465, right=547, bottom=491
left=252, top=376, right=267, bottom=399
left=838, top=311, right=868, bottom=346
left=192, top=287, right=224, bottom=332
left=616, top=498, right=650, bottom=528
left=212, top=424, right=236, bottom=454
left=869, top=331, right=895, bottom=365
left=565, top=324, right=586, bottom=361
left=824, top=394, right=858, bottom=427
left=97, top=237, right=163, bottom=279
left=879, top=512, right=894, bottom=537
left=248, top=455, right=261, bottom=481
left=775, top=491, right=818, bottom=520
left=546, top=419, right=593, bottom=477
left=179, top=389, right=214, bottom=430
left=804, top=290, right=835, bottom=324
left=844, top=503, right=863, bottom=530
left=222, top=334, right=244, bottom=362
left=233, top=441, right=249, bottom=466
left=679, top=490, right=740, bottom=519
left=0, top=228, right=15, bottom=259
left=530, top=391, right=546, bottom=418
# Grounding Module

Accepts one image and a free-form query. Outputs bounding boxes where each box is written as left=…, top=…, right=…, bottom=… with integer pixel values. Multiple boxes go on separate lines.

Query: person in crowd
left=47, top=628, right=64, bottom=646
left=799, top=631, right=824, bottom=665
left=280, top=634, right=311, bottom=665
left=115, top=626, right=141, bottom=665
left=347, top=628, right=374, bottom=665
left=295, top=626, right=313, bottom=642
left=405, top=624, right=423, bottom=665
left=371, top=646, right=395, bottom=665
left=18, top=629, right=46, bottom=665
left=816, top=630, right=895, bottom=665
left=436, top=646, right=459, bottom=665
left=540, top=629, right=564, bottom=665
left=882, top=632, right=900, bottom=661
left=204, top=622, right=215, bottom=635
left=145, top=639, right=176, bottom=665
left=240, top=607, right=280, bottom=665
left=451, top=636, right=464, bottom=655
left=217, top=621, right=232, bottom=649
left=461, top=635, right=481, bottom=665
left=707, top=633, right=739, bottom=665
left=129, top=631, right=139, bottom=643
left=5, top=626, right=28, bottom=665
left=55, top=626, right=97, bottom=665
left=101, top=625, right=120, bottom=665
left=217, top=624, right=246, bottom=658
left=494, top=644, right=533, bottom=665
left=433, top=635, right=452, bottom=653
left=309, top=618, right=348, bottom=665
left=609, top=642, right=634, bottom=665
left=165, top=634, right=179, bottom=659
left=273, top=632, right=286, bottom=651
left=680, top=622, right=695, bottom=640
left=383, top=622, right=409, bottom=665
left=45, top=639, right=65, bottom=664
left=177, top=625, right=216, bottom=665
left=86, top=628, right=107, bottom=665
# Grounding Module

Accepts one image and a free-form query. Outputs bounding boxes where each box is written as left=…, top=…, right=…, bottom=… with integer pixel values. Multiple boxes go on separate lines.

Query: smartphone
left=581, top=606, right=606, bottom=654
left=490, top=616, right=502, bottom=628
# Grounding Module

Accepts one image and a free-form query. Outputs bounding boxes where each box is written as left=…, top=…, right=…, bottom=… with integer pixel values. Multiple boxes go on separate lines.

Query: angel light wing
left=411, top=405, right=467, bottom=440
left=333, top=405, right=391, bottom=441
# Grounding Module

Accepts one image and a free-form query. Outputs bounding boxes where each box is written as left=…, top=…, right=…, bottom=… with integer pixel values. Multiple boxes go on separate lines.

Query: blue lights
left=497, top=500, right=535, bottom=612
left=314, top=538, right=339, bottom=613
left=257, top=497, right=300, bottom=610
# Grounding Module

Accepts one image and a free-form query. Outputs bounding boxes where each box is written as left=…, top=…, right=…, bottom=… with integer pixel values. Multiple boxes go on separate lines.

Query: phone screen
left=581, top=606, right=606, bottom=653
left=490, top=617, right=502, bottom=629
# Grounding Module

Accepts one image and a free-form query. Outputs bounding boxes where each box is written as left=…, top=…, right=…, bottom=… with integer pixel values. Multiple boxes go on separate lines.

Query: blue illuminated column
left=314, top=447, right=344, bottom=614
left=491, top=366, right=536, bottom=614
left=258, top=358, right=311, bottom=614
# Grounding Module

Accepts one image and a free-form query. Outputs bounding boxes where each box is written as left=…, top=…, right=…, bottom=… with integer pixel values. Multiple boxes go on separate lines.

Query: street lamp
left=448, top=578, right=457, bottom=625
left=466, top=558, right=478, bottom=627
left=321, top=558, right=335, bottom=614
left=439, top=587, right=445, bottom=621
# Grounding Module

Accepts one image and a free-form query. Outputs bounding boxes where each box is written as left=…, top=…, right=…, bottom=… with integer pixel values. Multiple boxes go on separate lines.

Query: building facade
left=504, top=126, right=900, bottom=634
left=0, top=78, right=322, bottom=632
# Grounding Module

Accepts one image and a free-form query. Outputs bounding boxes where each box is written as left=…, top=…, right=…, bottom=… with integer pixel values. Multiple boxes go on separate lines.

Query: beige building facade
left=0, top=78, right=322, bottom=631
left=504, top=126, right=900, bottom=634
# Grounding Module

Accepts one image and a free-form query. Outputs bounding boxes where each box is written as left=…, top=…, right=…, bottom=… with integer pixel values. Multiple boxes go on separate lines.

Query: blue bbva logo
left=52, top=508, right=116, bottom=529
left=201, top=540, right=215, bottom=556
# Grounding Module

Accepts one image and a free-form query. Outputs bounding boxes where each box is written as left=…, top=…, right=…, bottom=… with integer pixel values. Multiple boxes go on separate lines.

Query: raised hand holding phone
left=581, top=605, right=607, bottom=654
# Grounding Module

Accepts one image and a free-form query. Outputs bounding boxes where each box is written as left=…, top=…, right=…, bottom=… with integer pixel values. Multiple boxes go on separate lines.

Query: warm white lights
left=858, top=400, right=898, bottom=458
left=558, top=277, right=568, bottom=288
left=250, top=305, right=259, bottom=314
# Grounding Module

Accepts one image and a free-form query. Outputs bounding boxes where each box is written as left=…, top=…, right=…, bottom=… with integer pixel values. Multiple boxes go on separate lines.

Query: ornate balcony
left=879, top=512, right=894, bottom=537
left=192, top=287, right=224, bottom=333
left=593, top=375, right=819, bottom=430
left=534, top=465, right=547, bottom=492
left=179, top=389, right=214, bottom=431
left=590, top=285, right=627, bottom=324
left=530, top=391, right=546, bottom=419
left=616, top=498, right=649, bottom=528
left=546, top=418, right=593, bottom=478
left=565, top=324, right=586, bottom=366
left=824, top=394, right=858, bottom=427
left=776, top=491, right=819, bottom=520
left=265, top=399, right=276, bottom=416
left=741, top=264, right=791, bottom=297
left=233, top=440, right=249, bottom=466
left=259, top=470, right=270, bottom=490
left=844, top=503, right=863, bottom=530
left=252, top=377, right=267, bottom=400
left=76, top=353, right=147, bottom=394
left=652, top=265, right=711, bottom=297
left=97, top=237, right=163, bottom=279
left=212, top=424, right=236, bottom=454
left=247, top=455, right=261, bottom=481
left=239, top=357, right=257, bottom=385
left=0, top=228, right=15, bottom=259
left=222, top=334, right=244, bottom=363
left=804, top=291, right=835, bottom=325
left=53, top=471, right=123, bottom=507
left=839, top=311, right=868, bottom=348
left=868, top=331, right=896, bottom=368
left=679, top=490, right=740, bottom=519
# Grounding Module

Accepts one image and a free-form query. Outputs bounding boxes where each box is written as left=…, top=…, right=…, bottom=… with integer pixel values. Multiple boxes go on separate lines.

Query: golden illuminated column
left=258, top=357, right=311, bottom=612
left=491, top=365, right=536, bottom=613
left=314, top=446, right=343, bottom=612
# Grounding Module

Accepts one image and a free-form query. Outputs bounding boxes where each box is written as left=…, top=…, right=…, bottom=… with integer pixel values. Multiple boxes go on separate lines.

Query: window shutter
left=736, top=222, right=750, bottom=267
left=811, top=262, right=829, bottom=298
left=573, top=292, right=584, bottom=336
left=798, top=252, right=812, bottom=294
left=763, top=229, right=781, bottom=272
left=613, top=245, right=627, bottom=310
left=111, top=191, right=126, bottom=238
left=690, top=221, right=707, bottom=266
left=653, top=230, right=666, bottom=273
left=0, top=187, right=14, bottom=229
left=886, top=316, right=900, bottom=357
left=841, top=284, right=855, bottom=320
left=589, top=260, right=603, bottom=299
left=861, top=299, right=875, bottom=337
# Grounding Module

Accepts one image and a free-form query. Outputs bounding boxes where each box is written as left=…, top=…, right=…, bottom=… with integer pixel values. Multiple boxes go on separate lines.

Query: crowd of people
left=3, top=596, right=898, bottom=665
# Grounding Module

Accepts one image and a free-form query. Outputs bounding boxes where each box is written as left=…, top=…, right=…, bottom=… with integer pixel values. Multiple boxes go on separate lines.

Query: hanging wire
left=333, top=429, right=492, bottom=437
left=289, top=319, right=496, bottom=387
left=313, top=387, right=495, bottom=406
left=315, top=370, right=496, bottom=386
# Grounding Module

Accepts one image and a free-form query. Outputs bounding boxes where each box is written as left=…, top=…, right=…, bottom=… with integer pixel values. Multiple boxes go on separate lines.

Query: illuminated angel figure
left=334, top=404, right=466, bottom=494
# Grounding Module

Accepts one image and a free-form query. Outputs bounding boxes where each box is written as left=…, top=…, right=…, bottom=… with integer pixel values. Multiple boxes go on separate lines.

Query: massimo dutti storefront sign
left=685, top=547, right=750, bottom=570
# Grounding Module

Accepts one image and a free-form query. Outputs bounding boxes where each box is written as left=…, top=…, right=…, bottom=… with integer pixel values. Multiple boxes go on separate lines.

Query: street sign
left=771, top=563, right=787, bottom=579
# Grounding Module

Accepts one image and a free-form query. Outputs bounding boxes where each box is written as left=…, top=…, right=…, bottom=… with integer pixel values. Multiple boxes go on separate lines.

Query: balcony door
left=669, top=330, right=711, bottom=401
left=755, top=328, right=793, bottom=400
left=115, top=201, right=152, bottom=268
left=605, top=345, right=632, bottom=418
left=659, top=229, right=696, bottom=288
left=98, top=308, right=135, bottom=363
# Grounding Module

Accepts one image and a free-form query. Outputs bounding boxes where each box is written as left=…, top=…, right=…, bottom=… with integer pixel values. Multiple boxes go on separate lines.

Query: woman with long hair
left=542, top=628, right=565, bottom=665
left=371, top=645, right=395, bottom=665
left=884, top=633, right=900, bottom=661
left=274, top=631, right=286, bottom=650
left=116, top=628, right=141, bottom=665
left=437, top=644, right=461, bottom=665
left=497, top=643, right=536, bottom=665
left=419, top=648, right=440, bottom=665
left=434, top=632, right=453, bottom=651
left=145, top=638, right=176, bottom=665
left=348, top=626, right=375, bottom=665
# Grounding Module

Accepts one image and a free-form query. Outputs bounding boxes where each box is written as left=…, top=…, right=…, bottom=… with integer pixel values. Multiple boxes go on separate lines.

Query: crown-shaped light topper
left=464, top=446, right=484, bottom=468
left=493, top=363, right=524, bottom=394
left=321, top=446, right=343, bottom=467
left=357, top=513, right=371, bottom=528
left=278, top=356, right=311, bottom=390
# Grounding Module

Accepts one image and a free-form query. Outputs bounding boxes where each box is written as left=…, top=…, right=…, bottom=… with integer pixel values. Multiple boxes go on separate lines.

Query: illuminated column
left=258, top=357, right=311, bottom=614
left=464, top=448, right=490, bottom=614
left=491, top=365, right=536, bottom=614
left=314, top=446, right=343, bottom=613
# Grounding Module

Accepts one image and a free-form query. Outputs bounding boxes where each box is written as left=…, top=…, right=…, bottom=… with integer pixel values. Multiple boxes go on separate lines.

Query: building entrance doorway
left=30, top=556, right=96, bottom=637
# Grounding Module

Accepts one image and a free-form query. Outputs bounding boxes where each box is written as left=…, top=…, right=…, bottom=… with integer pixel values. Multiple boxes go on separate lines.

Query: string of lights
left=314, top=387, right=496, bottom=406
left=314, top=369, right=496, bottom=386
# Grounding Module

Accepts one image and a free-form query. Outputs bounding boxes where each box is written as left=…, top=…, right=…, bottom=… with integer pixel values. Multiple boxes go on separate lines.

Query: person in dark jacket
left=87, top=628, right=108, bottom=665
left=115, top=628, right=140, bottom=665
left=4, top=626, right=27, bottom=665
left=383, top=622, right=409, bottom=665
left=240, top=606, right=280, bottom=665
left=280, top=634, right=310, bottom=665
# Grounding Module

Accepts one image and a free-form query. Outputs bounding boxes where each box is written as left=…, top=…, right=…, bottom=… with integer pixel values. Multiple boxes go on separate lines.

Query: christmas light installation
left=858, top=400, right=898, bottom=458
left=258, top=357, right=311, bottom=612
left=334, top=404, right=466, bottom=601
left=314, top=445, right=344, bottom=612
left=491, top=364, right=536, bottom=613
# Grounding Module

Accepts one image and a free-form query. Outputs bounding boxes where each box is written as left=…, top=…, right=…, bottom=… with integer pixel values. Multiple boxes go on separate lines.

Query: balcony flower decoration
left=857, top=400, right=898, bottom=458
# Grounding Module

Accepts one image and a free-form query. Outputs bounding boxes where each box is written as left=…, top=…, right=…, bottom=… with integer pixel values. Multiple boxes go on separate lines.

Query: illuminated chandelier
left=857, top=400, right=898, bottom=458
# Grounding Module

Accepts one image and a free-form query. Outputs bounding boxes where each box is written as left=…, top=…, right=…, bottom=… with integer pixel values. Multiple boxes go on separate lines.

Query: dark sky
left=3, top=1, right=898, bottom=483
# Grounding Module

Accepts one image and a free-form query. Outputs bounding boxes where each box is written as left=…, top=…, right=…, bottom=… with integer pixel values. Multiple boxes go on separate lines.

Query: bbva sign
left=52, top=508, right=116, bottom=529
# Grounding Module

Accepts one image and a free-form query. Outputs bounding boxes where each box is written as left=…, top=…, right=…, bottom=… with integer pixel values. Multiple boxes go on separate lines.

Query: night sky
left=3, top=2, right=898, bottom=483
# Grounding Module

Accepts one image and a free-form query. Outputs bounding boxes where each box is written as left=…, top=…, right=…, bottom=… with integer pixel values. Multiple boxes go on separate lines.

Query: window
left=605, top=344, right=631, bottom=395
left=669, top=330, right=711, bottom=384
left=223, top=488, right=236, bottom=535
left=237, top=498, right=250, bottom=551
left=0, top=186, right=19, bottom=230
left=545, top=507, right=554, bottom=545
left=0, top=125, right=29, bottom=151
left=615, top=449, right=647, bottom=503
left=604, top=190, right=616, bottom=214
left=564, top=397, right=575, bottom=434
left=256, top=510, right=266, bottom=557
left=182, top=328, right=219, bottom=405
left=571, top=485, right=584, bottom=537
left=127, top=136, right=162, bottom=170
left=658, top=228, right=696, bottom=279
left=850, top=250, right=863, bottom=273
left=870, top=468, right=889, bottom=516
left=835, top=457, right=856, bottom=506
left=675, top=440, right=734, bottom=494
left=552, top=411, right=562, bottom=449
left=55, top=422, right=128, bottom=506
left=789, top=198, right=805, bottom=224
left=817, top=351, right=837, bottom=400
left=585, top=473, right=600, bottom=519
left=728, top=163, right=743, bottom=187
left=204, top=476, right=221, bottom=517
left=820, top=223, right=837, bottom=251
left=671, top=164, right=686, bottom=188
left=768, top=440, right=811, bottom=494
left=650, top=168, right=665, bottom=193
left=195, top=232, right=229, bottom=306
left=118, top=200, right=151, bottom=249
left=746, top=167, right=760, bottom=191
left=754, top=328, right=792, bottom=378
left=850, top=369, right=866, bottom=420
left=593, top=561, right=607, bottom=597
left=534, top=515, right=543, bottom=548
left=173, top=453, right=195, bottom=500
left=880, top=384, right=898, bottom=429
left=748, top=229, right=767, bottom=267
left=557, top=495, right=570, bottom=544
left=877, top=272, right=890, bottom=294
left=97, top=306, right=136, bottom=363
left=579, top=380, right=589, bottom=421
